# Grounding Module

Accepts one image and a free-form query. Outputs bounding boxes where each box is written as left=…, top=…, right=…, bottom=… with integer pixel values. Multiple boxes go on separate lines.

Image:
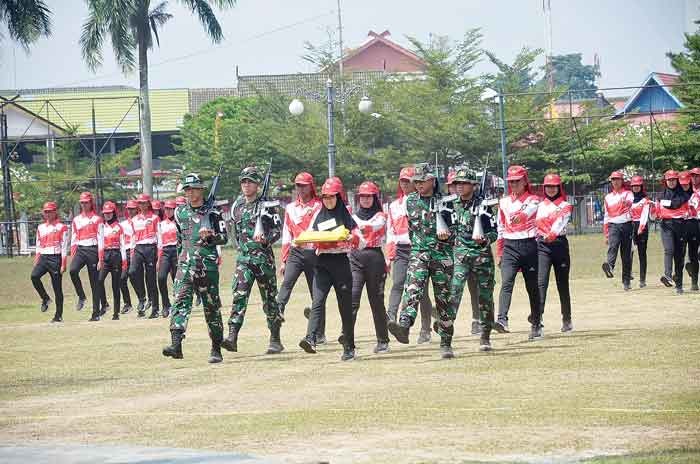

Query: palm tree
left=0, top=0, right=52, bottom=50
left=81, top=0, right=235, bottom=195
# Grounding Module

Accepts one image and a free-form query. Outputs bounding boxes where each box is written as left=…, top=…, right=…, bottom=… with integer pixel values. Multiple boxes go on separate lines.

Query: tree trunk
left=138, top=38, right=153, bottom=196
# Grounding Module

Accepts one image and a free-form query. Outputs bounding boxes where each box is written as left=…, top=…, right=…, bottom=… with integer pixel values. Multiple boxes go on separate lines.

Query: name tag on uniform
left=317, top=218, right=337, bottom=231
left=660, top=200, right=671, bottom=207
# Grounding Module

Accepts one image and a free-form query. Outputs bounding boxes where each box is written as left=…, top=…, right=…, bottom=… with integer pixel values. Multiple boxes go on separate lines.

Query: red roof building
left=341, top=30, right=426, bottom=73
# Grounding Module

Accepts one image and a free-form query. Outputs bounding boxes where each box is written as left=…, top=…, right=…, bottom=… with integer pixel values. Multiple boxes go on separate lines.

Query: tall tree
left=80, top=0, right=235, bottom=196
left=0, top=0, right=51, bottom=50
left=539, top=53, right=600, bottom=99
left=668, top=20, right=700, bottom=126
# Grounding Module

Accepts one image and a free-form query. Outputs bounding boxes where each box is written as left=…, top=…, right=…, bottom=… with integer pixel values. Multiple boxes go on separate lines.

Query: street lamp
left=289, top=78, right=370, bottom=178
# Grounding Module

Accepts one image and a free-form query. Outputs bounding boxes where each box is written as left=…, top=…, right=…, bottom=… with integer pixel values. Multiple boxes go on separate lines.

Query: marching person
left=97, top=201, right=127, bottom=320
left=687, top=167, right=700, bottom=291
left=69, top=191, right=103, bottom=321
left=31, top=201, right=68, bottom=322
left=680, top=172, right=698, bottom=291
left=348, top=181, right=390, bottom=354
left=446, top=171, right=457, bottom=195
left=629, top=175, right=654, bottom=289
left=657, top=170, right=690, bottom=293
left=448, top=168, right=497, bottom=351
left=386, top=163, right=456, bottom=359
left=157, top=200, right=178, bottom=318
left=276, top=172, right=326, bottom=342
left=119, top=200, right=136, bottom=314
left=163, top=173, right=228, bottom=363
left=495, top=165, right=542, bottom=340
left=130, top=194, right=160, bottom=318
left=601, top=171, right=634, bottom=290
left=536, top=174, right=574, bottom=333
left=299, top=177, right=364, bottom=361
left=222, top=166, right=284, bottom=355
left=386, top=166, right=435, bottom=344
left=152, top=200, right=163, bottom=220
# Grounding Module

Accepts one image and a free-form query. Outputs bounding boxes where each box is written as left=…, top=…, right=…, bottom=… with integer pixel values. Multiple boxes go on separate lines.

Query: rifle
left=472, top=160, right=499, bottom=241
left=202, top=164, right=224, bottom=213
left=432, top=155, right=457, bottom=236
left=253, top=159, right=281, bottom=241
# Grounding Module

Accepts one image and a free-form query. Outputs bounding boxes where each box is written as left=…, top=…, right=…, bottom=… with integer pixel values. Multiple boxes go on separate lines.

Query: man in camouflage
left=162, top=173, right=228, bottom=363
left=387, top=163, right=456, bottom=359
left=222, top=166, right=284, bottom=355
left=449, top=168, right=497, bottom=351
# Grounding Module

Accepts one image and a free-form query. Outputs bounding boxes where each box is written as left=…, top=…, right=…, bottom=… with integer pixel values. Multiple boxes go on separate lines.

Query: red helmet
left=79, top=191, right=93, bottom=203
left=543, top=173, right=562, bottom=186
left=151, top=200, right=162, bottom=210
left=691, top=167, right=700, bottom=176
left=679, top=171, right=691, bottom=185
left=357, top=181, right=380, bottom=196
left=175, top=196, right=186, bottom=206
left=163, top=200, right=176, bottom=209
left=136, top=193, right=151, bottom=203
left=664, top=170, right=679, bottom=181
left=126, top=200, right=138, bottom=209
left=506, top=165, right=528, bottom=181
left=446, top=171, right=456, bottom=185
left=294, top=172, right=314, bottom=185
left=102, top=201, right=116, bottom=214
left=399, top=166, right=415, bottom=181
left=321, top=177, right=344, bottom=196
left=609, top=171, right=624, bottom=180
left=42, top=201, right=57, bottom=212
left=630, top=175, right=644, bottom=186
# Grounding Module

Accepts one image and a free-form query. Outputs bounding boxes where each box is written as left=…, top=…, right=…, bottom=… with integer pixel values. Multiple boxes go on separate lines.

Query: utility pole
left=1, top=107, right=13, bottom=257
left=327, top=79, right=337, bottom=178
left=92, top=100, right=102, bottom=208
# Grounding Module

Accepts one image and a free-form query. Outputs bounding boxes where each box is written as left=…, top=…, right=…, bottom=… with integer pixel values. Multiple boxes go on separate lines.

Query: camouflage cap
left=453, top=168, right=477, bottom=184
left=411, top=163, right=435, bottom=182
left=239, top=166, right=263, bottom=184
left=182, top=173, right=205, bottom=189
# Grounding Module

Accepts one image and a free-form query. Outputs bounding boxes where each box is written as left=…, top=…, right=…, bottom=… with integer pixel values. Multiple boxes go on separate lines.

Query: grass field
left=0, top=233, right=698, bottom=463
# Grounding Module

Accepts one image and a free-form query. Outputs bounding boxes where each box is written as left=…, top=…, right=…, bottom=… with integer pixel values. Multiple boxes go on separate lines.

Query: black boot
left=162, top=330, right=184, bottom=359
left=208, top=339, right=223, bottom=364
left=221, top=323, right=240, bottom=352
left=440, top=336, right=454, bottom=359
left=266, top=321, right=284, bottom=354
left=148, top=308, right=159, bottom=319
left=479, top=330, right=492, bottom=352
left=341, top=345, right=355, bottom=361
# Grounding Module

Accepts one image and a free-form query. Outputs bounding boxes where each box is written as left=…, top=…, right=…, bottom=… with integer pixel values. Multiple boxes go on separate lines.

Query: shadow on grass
left=581, top=447, right=700, bottom=463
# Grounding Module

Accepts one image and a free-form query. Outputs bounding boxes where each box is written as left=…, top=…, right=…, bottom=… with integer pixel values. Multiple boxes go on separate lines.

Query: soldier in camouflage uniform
left=221, top=166, right=284, bottom=355
left=449, top=168, right=497, bottom=352
left=162, top=173, right=228, bottom=363
left=387, top=163, right=456, bottom=359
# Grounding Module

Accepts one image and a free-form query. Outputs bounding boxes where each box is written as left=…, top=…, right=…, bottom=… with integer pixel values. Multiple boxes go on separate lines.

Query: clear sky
left=0, top=0, right=692, bottom=93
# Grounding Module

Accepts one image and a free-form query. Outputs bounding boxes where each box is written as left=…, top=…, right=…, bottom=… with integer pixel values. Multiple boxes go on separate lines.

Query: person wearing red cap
left=157, top=200, right=178, bottom=317
left=31, top=202, right=69, bottom=322
left=686, top=169, right=700, bottom=290
left=175, top=196, right=186, bottom=207
left=657, top=170, right=691, bottom=293
left=601, top=171, right=634, bottom=290
left=446, top=170, right=457, bottom=195
left=151, top=200, right=163, bottom=221
left=345, top=180, right=390, bottom=354
left=629, top=175, right=654, bottom=288
left=130, top=193, right=160, bottom=317
left=119, top=199, right=138, bottom=314
left=69, top=191, right=104, bottom=320
left=97, top=201, right=128, bottom=320
left=495, top=165, right=542, bottom=339
left=385, top=166, right=435, bottom=344
left=536, top=173, right=574, bottom=333
left=276, top=172, right=325, bottom=340
left=299, top=177, right=365, bottom=361
left=680, top=172, right=697, bottom=290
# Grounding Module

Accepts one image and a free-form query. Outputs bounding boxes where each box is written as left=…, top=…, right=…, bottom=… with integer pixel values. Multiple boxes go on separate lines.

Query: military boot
left=221, top=323, right=240, bottom=352
left=387, top=320, right=410, bottom=344
left=528, top=324, right=544, bottom=341
left=162, top=330, right=184, bottom=359
left=479, top=330, right=492, bottom=352
left=40, top=298, right=51, bottom=313
left=266, top=321, right=284, bottom=354
left=440, top=337, right=454, bottom=359
left=208, top=339, right=223, bottom=364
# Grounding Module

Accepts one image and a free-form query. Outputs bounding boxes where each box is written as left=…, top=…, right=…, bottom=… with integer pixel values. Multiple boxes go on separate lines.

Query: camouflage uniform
left=227, top=168, right=282, bottom=331
left=449, top=170, right=497, bottom=334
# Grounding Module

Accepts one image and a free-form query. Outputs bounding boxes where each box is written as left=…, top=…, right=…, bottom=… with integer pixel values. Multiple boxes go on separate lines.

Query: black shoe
left=440, top=338, right=454, bottom=359
left=303, top=306, right=311, bottom=319
left=121, top=304, right=132, bottom=314
left=112, top=314, right=119, bottom=321
left=316, top=334, right=327, bottom=345
left=299, top=337, right=316, bottom=354
left=40, top=298, right=51, bottom=313
left=341, top=347, right=355, bottom=361
left=623, top=281, right=631, bottom=291
left=528, top=324, right=543, bottom=341
left=163, top=330, right=184, bottom=359
left=639, top=281, right=646, bottom=289
left=373, top=341, right=390, bottom=354
left=561, top=320, right=573, bottom=332
left=75, top=298, right=86, bottom=311
left=479, top=332, right=492, bottom=352
left=89, top=315, right=100, bottom=322
left=494, top=319, right=509, bottom=333
left=660, top=275, right=674, bottom=288
left=137, top=310, right=146, bottom=318
left=266, top=323, right=284, bottom=354
left=51, top=316, right=62, bottom=323
left=208, top=342, right=223, bottom=364
left=136, top=300, right=145, bottom=313
left=602, top=262, right=614, bottom=278
left=148, top=309, right=159, bottom=319
left=221, top=324, right=240, bottom=352
left=162, top=307, right=170, bottom=318
left=387, top=321, right=410, bottom=344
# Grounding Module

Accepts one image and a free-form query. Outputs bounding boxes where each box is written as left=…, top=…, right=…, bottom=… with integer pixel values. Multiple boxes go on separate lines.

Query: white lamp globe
left=289, top=99, right=304, bottom=116
left=358, top=96, right=373, bottom=114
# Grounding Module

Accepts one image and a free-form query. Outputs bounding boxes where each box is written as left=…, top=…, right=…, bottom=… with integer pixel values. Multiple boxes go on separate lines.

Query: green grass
left=0, top=233, right=699, bottom=463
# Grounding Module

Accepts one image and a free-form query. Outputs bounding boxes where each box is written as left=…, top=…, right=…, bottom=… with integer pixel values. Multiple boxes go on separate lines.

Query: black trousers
left=70, top=245, right=101, bottom=316
left=98, top=249, right=123, bottom=315
left=121, top=253, right=132, bottom=307
left=661, top=219, right=686, bottom=289
left=498, top=238, right=540, bottom=325
left=387, top=244, right=433, bottom=332
left=31, top=254, right=63, bottom=319
left=350, top=248, right=389, bottom=343
left=277, top=247, right=324, bottom=331
left=158, top=245, right=178, bottom=309
left=537, top=236, right=571, bottom=322
left=632, top=221, right=649, bottom=283
left=306, top=253, right=354, bottom=349
left=606, top=222, right=633, bottom=284
left=129, top=243, right=159, bottom=310
left=685, top=219, right=699, bottom=287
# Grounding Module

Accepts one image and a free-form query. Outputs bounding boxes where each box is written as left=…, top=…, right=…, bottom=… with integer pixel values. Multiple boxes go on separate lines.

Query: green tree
left=668, top=20, right=700, bottom=126
left=80, top=0, right=236, bottom=196
left=540, top=53, right=600, bottom=99
left=0, top=0, right=51, bottom=50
